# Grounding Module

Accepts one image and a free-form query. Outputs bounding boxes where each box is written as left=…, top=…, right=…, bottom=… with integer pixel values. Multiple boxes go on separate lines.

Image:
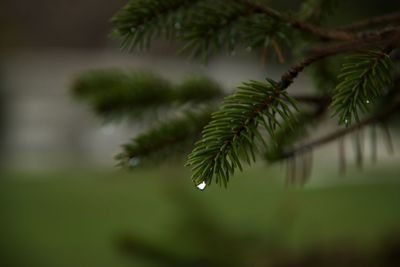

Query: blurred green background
left=1, top=163, right=400, bottom=267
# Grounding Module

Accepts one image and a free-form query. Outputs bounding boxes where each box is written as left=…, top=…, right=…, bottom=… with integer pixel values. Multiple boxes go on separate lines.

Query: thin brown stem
left=281, top=100, right=400, bottom=159
left=307, top=26, right=400, bottom=56
left=278, top=27, right=400, bottom=89
left=242, top=0, right=357, bottom=41
left=339, top=11, right=400, bottom=32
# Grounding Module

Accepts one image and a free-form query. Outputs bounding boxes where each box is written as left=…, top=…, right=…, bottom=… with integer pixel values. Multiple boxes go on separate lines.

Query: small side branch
left=279, top=27, right=400, bottom=89
left=307, top=26, right=400, bottom=56
left=339, top=11, right=400, bottom=32
left=281, top=100, right=400, bottom=159
left=242, top=0, right=357, bottom=41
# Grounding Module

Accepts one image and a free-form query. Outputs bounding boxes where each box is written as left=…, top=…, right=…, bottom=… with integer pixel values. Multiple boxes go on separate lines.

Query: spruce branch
left=331, top=50, right=394, bottom=125
left=174, top=75, right=224, bottom=103
left=180, top=1, right=288, bottom=59
left=71, top=69, right=224, bottom=120
left=299, top=0, right=339, bottom=23
left=112, top=0, right=200, bottom=50
left=186, top=47, right=339, bottom=187
left=117, top=105, right=214, bottom=167
left=240, top=0, right=356, bottom=41
left=72, top=69, right=173, bottom=120
left=186, top=79, right=298, bottom=187
left=180, top=1, right=254, bottom=58
left=73, top=1, right=400, bottom=188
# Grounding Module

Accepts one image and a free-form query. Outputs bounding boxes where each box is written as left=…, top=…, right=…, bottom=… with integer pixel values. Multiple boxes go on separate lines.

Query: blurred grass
left=0, top=163, right=400, bottom=267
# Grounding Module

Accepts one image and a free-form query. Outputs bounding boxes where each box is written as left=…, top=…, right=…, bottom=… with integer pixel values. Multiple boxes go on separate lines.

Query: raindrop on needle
left=196, top=181, right=207, bottom=191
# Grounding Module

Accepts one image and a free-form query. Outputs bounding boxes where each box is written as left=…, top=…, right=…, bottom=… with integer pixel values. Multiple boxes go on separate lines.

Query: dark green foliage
left=299, top=0, right=339, bottom=23
left=71, top=0, right=400, bottom=188
left=72, top=69, right=172, bottom=119
left=112, top=0, right=199, bottom=50
left=180, top=1, right=251, bottom=58
left=186, top=79, right=298, bottom=187
left=180, top=1, right=287, bottom=59
left=112, top=0, right=289, bottom=60
left=72, top=69, right=223, bottom=120
left=264, top=108, right=320, bottom=162
left=174, top=76, right=223, bottom=103
left=116, top=106, right=214, bottom=166
left=309, top=58, right=340, bottom=94
left=331, top=51, right=394, bottom=126
left=239, top=13, right=289, bottom=54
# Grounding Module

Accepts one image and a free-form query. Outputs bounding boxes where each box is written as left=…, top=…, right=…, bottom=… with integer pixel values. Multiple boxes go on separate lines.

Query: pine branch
left=240, top=0, right=356, bottom=41
left=186, top=41, right=397, bottom=187
left=116, top=106, right=214, bottom=167
left=174, top=75, right=224, bottom=103
left=180, top=1, right=288, bottom=59
left=72, top=69, right=172, bottom=120
left=299, top=0, right=339, bottom=23
left=331, top=50, right=394, bottom=125
left=112, top=0, right=200, bottom=50
left=75, top=1, right=400, bottom=188
left=186, top=45, right=342, bottom=187
left=71, top=69, right=223, bottom=120
left=186, top=79, right=298, bottom=187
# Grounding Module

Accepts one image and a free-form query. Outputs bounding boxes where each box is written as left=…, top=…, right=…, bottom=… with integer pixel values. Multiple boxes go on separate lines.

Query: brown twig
left=278, top=27, right=400, bottom=89
left=307, top=26, right=400, bottom=56
left=339, top=11, right=400, bottom=32
left=242, top=0, right=357, bottom=41
left=271, top=38, right=285, bottom=63
left=281, top=100, right=400, bottom=159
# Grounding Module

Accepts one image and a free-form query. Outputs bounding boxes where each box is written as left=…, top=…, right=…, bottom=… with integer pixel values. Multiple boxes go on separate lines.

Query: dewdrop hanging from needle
left=196, top=181, right=207, bottom=191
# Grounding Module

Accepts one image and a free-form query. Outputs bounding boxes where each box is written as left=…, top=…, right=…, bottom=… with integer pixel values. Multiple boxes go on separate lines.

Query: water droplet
left=129, top=157, right=141, bottom=167
left=344, top=119, right=349, bottom=125
left=366, top=100, right=370, bottom=104
left=246, top=46, right=252, bottom=52
left=196, top=181, right=207, bottom=191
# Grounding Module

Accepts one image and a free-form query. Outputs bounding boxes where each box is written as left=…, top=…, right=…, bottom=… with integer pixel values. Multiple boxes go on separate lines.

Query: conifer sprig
left=186, top=79, right=298, bottom=187
left=299, top=0, right=339, bottom=23
left=72, top=69, right=223, bottom=120
left=72, top=1, right=400, bottom=188
left=331, top=50, right=394, bottom=125
left=180, top=1, right=287, bottom=59
left=116, top=106, right=214, bottom=167
left=72, top=69, right=172, bottom=119
left=112, top=0, right=200, bottom=50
